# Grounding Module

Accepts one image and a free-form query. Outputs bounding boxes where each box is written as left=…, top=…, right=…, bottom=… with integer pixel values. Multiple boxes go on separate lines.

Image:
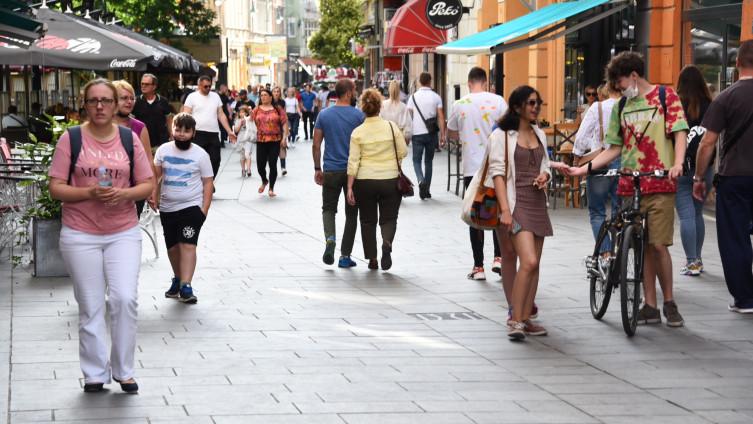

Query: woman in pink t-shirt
left=48, top=78, right=155, bottom=394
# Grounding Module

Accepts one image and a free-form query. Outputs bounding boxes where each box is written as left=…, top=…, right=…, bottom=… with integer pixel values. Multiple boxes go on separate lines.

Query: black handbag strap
left=388, top=121, right=403, bottom=173
left=411, top=94, right=432, bottom=129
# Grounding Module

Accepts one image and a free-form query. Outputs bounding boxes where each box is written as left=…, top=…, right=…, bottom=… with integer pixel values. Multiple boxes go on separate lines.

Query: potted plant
left=19, top=117, right=78, bottom=277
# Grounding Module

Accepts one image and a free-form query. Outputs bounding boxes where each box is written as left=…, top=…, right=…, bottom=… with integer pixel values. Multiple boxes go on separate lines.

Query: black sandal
left=83, top=383, right=104, bottom=393
left=113, top=378, right=138, bottom=394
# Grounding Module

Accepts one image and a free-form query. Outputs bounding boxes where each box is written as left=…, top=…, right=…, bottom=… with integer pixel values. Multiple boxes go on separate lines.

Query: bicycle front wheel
left=589, top=223, right=615, bottom=320
left=619, top=224, right=643, bottom=337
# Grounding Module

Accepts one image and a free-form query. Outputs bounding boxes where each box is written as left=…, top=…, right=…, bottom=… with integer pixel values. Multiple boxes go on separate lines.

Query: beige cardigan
left=483, top=127, right=552, bottom=215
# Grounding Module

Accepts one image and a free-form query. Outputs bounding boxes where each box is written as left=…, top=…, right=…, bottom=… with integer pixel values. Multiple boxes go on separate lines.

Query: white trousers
left=59, top=225, right=141, bottom=384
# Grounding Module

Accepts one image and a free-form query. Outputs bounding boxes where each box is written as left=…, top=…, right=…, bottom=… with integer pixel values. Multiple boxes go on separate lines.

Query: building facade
left=285, top=0, right=320, bottom=86
left=208, top=0, right=287, bottom=88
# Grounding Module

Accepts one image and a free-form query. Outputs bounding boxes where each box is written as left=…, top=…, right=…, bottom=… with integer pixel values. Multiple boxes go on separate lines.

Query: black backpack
left=67, top=125, right=135, bottom=186
left=683, top=125, right=706, bottom=174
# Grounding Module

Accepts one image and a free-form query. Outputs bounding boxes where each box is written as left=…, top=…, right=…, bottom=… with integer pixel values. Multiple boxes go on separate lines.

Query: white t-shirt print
left=154, top=142, right=214, bottom=212
left=447, top=92, right=508, bottom=176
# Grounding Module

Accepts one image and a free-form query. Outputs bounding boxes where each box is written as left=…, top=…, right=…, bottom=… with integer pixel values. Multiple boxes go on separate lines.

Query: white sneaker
left=728, top=303, right=753, bottom=314
left=467, top=267, right=486, bottom=281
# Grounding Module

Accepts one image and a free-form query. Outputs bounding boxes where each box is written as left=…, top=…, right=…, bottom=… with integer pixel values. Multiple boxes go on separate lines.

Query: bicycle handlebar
left=590, top=169, right=668, bottom=178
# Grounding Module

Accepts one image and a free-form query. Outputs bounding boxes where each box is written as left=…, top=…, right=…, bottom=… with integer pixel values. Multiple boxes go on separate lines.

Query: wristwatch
left=692, top=175, right=703, bottom=183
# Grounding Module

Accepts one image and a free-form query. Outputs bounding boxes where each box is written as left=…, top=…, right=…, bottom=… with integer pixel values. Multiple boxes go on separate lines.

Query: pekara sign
left=425, top=0, right=463, bottom=30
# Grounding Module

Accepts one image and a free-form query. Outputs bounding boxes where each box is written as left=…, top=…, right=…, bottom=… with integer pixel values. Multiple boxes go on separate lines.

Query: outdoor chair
left=446, top=138, right=464, bottom=196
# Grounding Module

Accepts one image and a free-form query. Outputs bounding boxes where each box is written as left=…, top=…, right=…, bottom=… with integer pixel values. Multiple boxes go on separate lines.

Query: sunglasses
left=585, top=91, right=597, bottom=97
left=526, top=99, right=543, bottom=107
left=201, top=85, right=211, bottom=89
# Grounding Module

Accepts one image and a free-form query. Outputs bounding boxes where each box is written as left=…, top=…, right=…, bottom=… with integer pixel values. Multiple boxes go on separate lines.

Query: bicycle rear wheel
left=619, top=224, right=643, bottom=336
left=589, top=222, right=616, bottom=320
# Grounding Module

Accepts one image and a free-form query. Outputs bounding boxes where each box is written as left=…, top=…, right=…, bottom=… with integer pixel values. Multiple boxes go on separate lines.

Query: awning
left=436, top=0, right=629, bottom=55
left=297, top=58, right=312, bottom=75
left=80, top=16, right=199, bottom=73
left=0, top=7, right=152, bottom=70
left=384, top=0, right=447, bottom=55
left=0, top=1, right=45, bottom=49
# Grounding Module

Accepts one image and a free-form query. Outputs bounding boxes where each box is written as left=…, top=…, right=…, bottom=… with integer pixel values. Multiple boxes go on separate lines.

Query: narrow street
left=1, top=142, right=752, bottom=424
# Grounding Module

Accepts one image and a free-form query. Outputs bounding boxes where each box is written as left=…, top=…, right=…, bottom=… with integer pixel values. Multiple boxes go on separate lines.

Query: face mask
left=175, top=139, right=192, bottom=150
left=116, top=111, right=130, bottom=118
left=623, top=79, right=639, bottom=99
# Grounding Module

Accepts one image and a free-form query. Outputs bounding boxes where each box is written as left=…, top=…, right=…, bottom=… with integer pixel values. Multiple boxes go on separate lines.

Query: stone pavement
left=2, top=139, right=753, bottom=424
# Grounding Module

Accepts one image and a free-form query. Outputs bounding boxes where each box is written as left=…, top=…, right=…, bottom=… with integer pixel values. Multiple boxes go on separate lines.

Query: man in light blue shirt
left=312, top=79, right=365, bottom=268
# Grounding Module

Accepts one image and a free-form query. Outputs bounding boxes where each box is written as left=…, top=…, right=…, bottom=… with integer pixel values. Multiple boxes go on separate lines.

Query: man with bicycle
left=568, top=52, right=689, bottom=327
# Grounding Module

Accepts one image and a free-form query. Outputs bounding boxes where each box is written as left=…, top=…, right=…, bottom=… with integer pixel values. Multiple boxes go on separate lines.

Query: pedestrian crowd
left=44, top=40, right=753, bottom=393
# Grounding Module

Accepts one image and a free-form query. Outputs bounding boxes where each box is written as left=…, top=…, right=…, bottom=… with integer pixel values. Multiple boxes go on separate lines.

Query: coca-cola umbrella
left=0, top=7, right=152, bottom=71
left=79, top=16, right=198, bottom=73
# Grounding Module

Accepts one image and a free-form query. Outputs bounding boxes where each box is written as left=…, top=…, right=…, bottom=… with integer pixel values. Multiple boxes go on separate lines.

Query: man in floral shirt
left=569, top=52, right=689, bottom=327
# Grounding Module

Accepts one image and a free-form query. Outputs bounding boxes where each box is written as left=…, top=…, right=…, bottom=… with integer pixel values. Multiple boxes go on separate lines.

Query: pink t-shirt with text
left=49, top=127, right=153, bottom=235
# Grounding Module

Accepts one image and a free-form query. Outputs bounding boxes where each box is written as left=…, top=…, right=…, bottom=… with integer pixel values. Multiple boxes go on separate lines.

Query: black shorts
left=160, top=206, right=206, bottom=249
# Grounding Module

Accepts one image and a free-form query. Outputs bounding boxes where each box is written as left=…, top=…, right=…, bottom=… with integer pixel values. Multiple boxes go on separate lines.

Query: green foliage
left=19, top=116, right=80, bottom=222
left=71, top=0, right=220, bottom=43
left=308, top=0, right=365, bottom=68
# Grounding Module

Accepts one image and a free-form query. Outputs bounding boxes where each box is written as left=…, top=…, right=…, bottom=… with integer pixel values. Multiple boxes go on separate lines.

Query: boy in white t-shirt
left=154, top=113, right=214, bottom=304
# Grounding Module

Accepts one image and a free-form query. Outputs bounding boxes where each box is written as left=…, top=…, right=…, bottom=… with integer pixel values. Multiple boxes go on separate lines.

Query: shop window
left=683, top=2, right=742, bottom=90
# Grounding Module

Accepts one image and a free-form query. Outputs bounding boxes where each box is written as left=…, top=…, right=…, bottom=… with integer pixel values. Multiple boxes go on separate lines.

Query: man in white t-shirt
left=448, top=67, right=508, bottom=282
left=154, top=113, right=214, bottom=304
left=407, top=72, right=446, bottom=199
left=181, top=75, right=236, bottom=178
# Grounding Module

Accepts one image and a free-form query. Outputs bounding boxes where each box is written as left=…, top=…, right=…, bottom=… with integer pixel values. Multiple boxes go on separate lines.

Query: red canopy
left=384, top=0, right=447, bottom=55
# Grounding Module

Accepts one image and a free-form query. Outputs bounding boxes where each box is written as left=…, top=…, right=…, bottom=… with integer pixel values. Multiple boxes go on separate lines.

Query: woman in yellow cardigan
left=347, top=89, right=408, bottom=271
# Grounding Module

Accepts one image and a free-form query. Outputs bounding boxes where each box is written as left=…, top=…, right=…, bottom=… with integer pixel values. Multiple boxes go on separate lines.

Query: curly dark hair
left=606, top=51, right=645, bottom=90
left=497, top=85, right=542, bottom=132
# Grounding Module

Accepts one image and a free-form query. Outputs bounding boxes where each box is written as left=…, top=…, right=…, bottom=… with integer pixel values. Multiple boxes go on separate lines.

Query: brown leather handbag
left=388, top=122, right=414, bottom=197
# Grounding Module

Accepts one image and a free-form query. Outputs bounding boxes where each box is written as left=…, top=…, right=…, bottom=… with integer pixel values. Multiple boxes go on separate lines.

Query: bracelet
left=314, top=166, right=321, bottom=171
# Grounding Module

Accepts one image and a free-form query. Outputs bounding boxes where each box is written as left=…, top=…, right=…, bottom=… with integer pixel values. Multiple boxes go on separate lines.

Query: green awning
left=436, top=0, right=629, bottom=55
left=0, top=7, right=45, bottom=49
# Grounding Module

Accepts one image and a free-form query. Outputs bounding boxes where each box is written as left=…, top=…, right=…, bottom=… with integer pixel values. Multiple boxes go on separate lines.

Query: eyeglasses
left=140, top=82, right=154, bottom=86
left=119, top=95, right=135, bottom=102
left=585, top=92, right=597, bottom=97
left=526, top=99, right=543, bottom=107
left=84, top=98, right=115, bottom=107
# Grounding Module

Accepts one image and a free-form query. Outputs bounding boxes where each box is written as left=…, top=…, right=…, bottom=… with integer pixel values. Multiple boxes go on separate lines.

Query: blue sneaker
left=338, top=256, right=357, bottom=268
left=165, top=277, right=180, bottom=298
left=179, top=284, right=197, bottom=304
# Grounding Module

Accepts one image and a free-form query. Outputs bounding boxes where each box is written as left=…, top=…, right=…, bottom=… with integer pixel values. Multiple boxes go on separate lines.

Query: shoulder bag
left=412, top=94, right=439, bottom=134
left=461, top=131, right=509, bottom=230
left=388, top=122, right=414, bottom=197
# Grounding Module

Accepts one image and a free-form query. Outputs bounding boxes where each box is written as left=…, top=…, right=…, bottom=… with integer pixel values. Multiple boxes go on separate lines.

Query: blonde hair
left=388, top=80, right=401, bottom=103
left=112, top=79, right=135, bottom=96
left=360, top=88, right=383, bottom=117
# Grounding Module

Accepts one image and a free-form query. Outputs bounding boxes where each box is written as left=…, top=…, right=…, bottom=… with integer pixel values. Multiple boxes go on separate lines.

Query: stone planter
left=32, top=218, right=68, bottom=277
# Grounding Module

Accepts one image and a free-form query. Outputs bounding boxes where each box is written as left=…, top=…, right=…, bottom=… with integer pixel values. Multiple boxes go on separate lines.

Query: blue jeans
left=675, top=169, right=713, bottom=263
left=716, top=176, right=753, bottom=308
left=412, top=133, right=437, bottom=185
left=287, top=113, right=300, bottom=143
left=586, top=159, right=620, bottom=253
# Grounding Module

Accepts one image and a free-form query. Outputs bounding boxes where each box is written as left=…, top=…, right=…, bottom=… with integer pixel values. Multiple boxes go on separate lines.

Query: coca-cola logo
left=426, top=0, right=463, bottom=30
left=110, top=58, right=138, bottom=68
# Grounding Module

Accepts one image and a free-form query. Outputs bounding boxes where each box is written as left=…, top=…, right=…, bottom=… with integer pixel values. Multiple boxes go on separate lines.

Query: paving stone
left=2, top=146, right=750, bottom=423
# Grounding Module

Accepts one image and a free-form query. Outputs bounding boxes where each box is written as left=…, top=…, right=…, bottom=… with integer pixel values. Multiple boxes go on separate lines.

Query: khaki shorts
left=621, top=193, right=675, bottom=246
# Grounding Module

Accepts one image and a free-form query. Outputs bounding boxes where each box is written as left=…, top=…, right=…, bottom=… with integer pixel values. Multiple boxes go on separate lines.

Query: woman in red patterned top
left=252, top=89, right=288, bottom=197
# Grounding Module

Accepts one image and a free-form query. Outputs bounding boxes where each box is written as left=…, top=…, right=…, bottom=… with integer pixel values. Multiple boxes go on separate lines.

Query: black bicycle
left=585, top=169, right=668, bottom=336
